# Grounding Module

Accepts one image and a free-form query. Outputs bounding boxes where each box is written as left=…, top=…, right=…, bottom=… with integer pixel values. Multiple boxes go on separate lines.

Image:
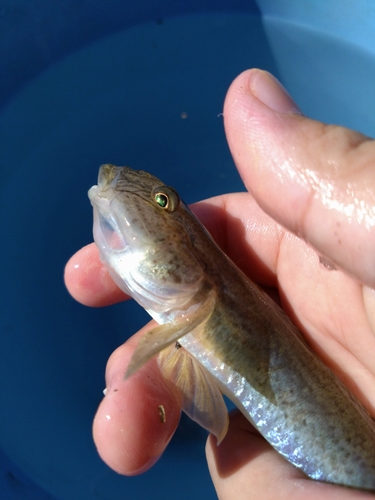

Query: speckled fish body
left=89, top=165, right=375, bottom=490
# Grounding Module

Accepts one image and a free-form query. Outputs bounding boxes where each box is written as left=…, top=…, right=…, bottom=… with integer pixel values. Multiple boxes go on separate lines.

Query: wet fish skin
left=89, top=164, right=375, bottom=491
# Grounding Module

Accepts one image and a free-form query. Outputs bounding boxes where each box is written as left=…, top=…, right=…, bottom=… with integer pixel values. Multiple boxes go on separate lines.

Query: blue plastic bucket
left=1, top=1, right=374, bottom=498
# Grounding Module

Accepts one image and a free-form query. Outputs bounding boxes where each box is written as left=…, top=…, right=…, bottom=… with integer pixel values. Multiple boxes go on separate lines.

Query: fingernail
left=249, top=70, right=302, bottom=114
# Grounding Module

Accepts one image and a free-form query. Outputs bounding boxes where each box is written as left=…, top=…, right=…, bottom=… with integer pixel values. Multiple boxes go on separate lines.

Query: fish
left=88, top=164, right=375, bottom=490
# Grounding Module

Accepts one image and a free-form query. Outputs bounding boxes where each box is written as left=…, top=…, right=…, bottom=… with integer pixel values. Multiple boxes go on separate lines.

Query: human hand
left=64, top=69, right=375, bottom=499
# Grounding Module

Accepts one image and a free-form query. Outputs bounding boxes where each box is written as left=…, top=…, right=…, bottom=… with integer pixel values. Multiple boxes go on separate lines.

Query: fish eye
left=152, top=186, right=180, bottom=212
left=155, top=193, right=168, bottom=208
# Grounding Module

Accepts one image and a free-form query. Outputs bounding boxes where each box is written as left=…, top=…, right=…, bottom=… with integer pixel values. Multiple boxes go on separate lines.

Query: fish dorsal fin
left=158, top=343, right=229, bottom=443
left=125, top=289, right=216, bottom=379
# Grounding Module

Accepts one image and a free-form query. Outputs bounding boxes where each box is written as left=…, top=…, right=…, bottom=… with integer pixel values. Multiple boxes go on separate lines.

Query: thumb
left=224, top=69, right=375, bottom=288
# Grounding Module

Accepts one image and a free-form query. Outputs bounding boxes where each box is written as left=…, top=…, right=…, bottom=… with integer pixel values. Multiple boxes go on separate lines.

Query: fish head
left=88, top=165, right=204, bottom=317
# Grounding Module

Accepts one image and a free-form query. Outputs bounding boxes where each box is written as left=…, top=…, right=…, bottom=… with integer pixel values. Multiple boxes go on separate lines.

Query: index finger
left=64, top=243, right=130, bottom=307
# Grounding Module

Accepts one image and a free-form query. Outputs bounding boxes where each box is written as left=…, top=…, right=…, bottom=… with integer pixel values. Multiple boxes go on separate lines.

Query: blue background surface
left=1, top=1, right=375, bottom=498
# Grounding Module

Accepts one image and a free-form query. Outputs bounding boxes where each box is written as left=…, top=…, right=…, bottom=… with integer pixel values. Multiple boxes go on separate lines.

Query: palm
left=277, top=232, right=375, bottom=416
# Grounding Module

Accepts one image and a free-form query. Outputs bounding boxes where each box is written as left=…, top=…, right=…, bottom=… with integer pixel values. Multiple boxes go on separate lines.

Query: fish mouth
left=88, top=164, right=121, bottom=204
left=88, top=165, right=126, bottom=251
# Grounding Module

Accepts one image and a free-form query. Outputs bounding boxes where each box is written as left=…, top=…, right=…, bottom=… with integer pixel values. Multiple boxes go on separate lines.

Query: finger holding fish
left=92, top=323, right=182, bottom=475
left=65, top=243, right=130, bottom=307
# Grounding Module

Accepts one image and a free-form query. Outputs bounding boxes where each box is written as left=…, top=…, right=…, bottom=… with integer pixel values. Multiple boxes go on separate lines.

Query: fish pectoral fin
left=158, top=343, right=229, bottom=444
left=125, top=290, right=215, bottom=379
